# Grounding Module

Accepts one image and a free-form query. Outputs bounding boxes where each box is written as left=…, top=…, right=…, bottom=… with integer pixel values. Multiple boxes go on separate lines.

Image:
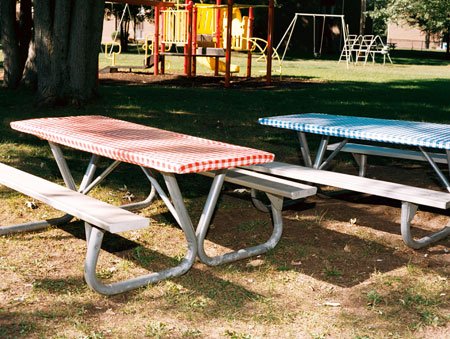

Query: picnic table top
left=11, top=115, right=274, bottom=174
left=258, top=113, right=450, bottom=150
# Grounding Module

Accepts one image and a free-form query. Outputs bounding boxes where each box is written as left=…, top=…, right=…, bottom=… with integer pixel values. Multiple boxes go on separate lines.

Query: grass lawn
left=0, top=49, right=449, bottom=338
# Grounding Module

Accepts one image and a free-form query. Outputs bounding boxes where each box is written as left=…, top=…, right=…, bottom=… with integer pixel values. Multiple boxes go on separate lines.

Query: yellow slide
left=198, top=57, right=240, bottom=74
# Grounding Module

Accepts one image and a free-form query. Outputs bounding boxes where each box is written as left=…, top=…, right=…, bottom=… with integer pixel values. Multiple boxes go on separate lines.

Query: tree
left=1, top=0, right=105, bottom=105
left=0, top=0, right=33, bottom=89
left=369, top=0, right=450, bottom=57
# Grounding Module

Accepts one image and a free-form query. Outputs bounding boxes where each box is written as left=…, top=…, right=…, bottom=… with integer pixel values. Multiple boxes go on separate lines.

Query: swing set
left=276, top=12, right=347, bottom=63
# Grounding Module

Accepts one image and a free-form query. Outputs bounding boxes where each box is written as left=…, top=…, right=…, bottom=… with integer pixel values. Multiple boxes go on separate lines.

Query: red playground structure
left=107, top=0, right=276, bottom=87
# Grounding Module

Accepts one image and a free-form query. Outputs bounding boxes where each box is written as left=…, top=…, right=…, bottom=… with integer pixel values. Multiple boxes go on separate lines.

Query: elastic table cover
left=11, top=115, right=274, bottom=174
left=257, top=113, right=450, bottom=250
left=259, top=113, right=450, bottom=150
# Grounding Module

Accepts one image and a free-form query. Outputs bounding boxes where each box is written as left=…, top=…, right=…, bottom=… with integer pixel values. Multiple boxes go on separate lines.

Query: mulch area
left=0, top=68, right=321, bottom=89
left=98, top=70, right=322, bottom=89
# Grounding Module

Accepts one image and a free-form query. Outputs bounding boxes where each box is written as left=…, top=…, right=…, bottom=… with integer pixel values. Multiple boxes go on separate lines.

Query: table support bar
left=84, top=172, right=198, bottom=295
left=297, top=132, right=312, bottom=167
left=401, top=201, right=450, bottom=249
left=196, top=177, right=285, bottom=266
left=319, top=139, right=348, bottom=171
left=313, top=136, right=330, bottom=169
left=419, top=147, right=450, bottom=192
left=49, top=142, right=77, bottom=191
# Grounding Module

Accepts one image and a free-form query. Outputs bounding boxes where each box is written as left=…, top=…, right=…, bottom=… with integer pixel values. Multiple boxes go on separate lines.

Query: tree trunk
left=17, top=0, right=35, bottom=87
left=34, top=0, right=104, bottom=105
left=120, top=19, right=129, bottom=52
left=22, top=40, right=37, bottom=87
left=445, top=31, right=450, bottom=60
left=1, top=0, right=32, bottom=88
left=425, top=32, right=430, bottom=49
left=359, top=0, right=367, bottom=35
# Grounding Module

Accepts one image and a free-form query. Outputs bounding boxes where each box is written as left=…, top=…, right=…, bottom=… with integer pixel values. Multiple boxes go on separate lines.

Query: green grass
left=5, top=50, right=448, bottom=180
left=1, top=50, right=450, bottom=338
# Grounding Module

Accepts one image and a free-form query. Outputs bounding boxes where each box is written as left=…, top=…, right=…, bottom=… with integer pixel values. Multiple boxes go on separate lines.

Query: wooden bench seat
left=201, top=168, right=317, bottom=200
left=243, top=161, right=450, bottom=249
left=0, top=163, right=149, bottom=234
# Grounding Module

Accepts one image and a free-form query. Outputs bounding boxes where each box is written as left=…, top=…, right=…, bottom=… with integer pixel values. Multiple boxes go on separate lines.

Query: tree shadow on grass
left=0, top=315, right=37, bottom=339
left=390, top=49, right=450, bottom=66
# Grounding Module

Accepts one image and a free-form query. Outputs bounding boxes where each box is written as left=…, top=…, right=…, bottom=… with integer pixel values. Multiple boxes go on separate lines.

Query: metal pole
left=297, top=132, right=313, bottom=168
left=266, top=0, right=274, bottom=84
left=154, top=5, right=160, bottom=75
left=246, top=7, right=254, bottom=78
left=48, top=142, right=77, bottom=191
left=160, top=5, right=166, bottom=74
left=192, top=5, right=198, bottom=76
left=225, top=0, right=233, bottom=87
left=419, top=146, right=450, bottom=191
left=186, top=1, right=193, bottom=77
left=215, top=0, right=221, bottom=76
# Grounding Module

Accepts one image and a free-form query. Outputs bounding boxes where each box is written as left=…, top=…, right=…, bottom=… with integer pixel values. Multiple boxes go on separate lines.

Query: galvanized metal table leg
left=419, top=147, right=450, bottom=192
left=351, top=153, right=367, bottom=177
left=84, top=172, right=197, bottom=295
left=197, top=171, right=285, bottom=266
left=297, top=132, right=313, bottom=167
left=49, top=142, right=77, bottom=191
left=319, top=139, right=349, bottom=171
left=250, top=188, right=271, bottom=213
left=80, top=160, right=121, bottom=194
left=313, top=136, right=330, bottom=169
left=79, top=154, right=101, bottom=192
left=446, top=150, right=450, bottom=175
left=0, top=218, right=72, bottom=235
left=81, top=162, right=158, bottom=212
left=401, top=201, right=450, bottom=249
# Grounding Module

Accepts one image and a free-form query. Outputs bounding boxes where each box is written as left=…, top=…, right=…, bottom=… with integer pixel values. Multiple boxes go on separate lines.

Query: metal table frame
left=2, top=141, right=283, bottom=294
left=257, top=112, right=450, bottom=248
left=297, top=132, right=450, bottom=192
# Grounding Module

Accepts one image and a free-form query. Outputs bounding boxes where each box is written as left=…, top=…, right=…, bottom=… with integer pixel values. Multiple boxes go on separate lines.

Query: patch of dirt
left=1, top=162, right=449, bottom=338
left=1, top=69, right=449, bottom=337
left=0, top=66, right=320, bottom=89
left=98, top=70, right=324, bottom=89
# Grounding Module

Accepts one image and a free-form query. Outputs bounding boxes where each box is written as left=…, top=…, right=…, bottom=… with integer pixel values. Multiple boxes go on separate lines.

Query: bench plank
left=201, top=168, right=317, bottom=200
left=327, top=142, right=448, bottom=164
left=244, top=162, right=450, bottom=209
left=0, top=163, right=149, bottom=233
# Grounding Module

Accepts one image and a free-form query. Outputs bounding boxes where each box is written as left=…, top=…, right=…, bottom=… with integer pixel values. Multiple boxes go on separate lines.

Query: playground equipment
left=101, top=0, right=276, bottom=86
left=100, top=0, right=176, bottom=73
left=243, top=37, right=282, bottom=74
left=101, top=41, right=122, bottom=66
left=338, top=33, right=393, bottom=66
left=196, top=52, right=240, bottom=74
left=101, top=2, right=130, bottom=68
left=193, top=4, right=282, bottom=75
left=276, top=13, right=347, bottom=63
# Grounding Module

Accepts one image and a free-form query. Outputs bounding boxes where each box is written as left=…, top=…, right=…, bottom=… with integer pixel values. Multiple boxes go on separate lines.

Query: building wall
left=102, top=15, right=155, bottom=43
left=388, top=22, right=443, bottom=50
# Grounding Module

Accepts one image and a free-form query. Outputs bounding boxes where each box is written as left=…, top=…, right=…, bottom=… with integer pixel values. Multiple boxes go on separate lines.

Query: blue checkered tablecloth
left=258, top=113, right=450, bottom=150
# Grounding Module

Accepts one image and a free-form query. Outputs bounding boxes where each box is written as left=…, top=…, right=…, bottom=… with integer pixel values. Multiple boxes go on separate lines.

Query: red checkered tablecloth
left=11, top=116, right=274, bottom=174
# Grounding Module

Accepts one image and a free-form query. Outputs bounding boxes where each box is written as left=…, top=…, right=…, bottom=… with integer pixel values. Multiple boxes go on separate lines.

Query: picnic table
left=249, top=113, right=450, bottom=249
left=258, top=113, right=450, bottom=191
left=3, top=115, right=302, bottom=295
